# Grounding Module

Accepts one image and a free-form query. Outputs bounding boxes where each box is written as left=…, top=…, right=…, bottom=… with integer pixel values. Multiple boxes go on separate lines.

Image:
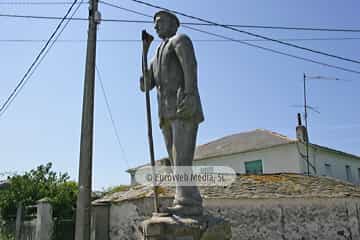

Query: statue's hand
left=176, top=93, right=196, bottom=119
left=140, top=70, right=152, bottom=92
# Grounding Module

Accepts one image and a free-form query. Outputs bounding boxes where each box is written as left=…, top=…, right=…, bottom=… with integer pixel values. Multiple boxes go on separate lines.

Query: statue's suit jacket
left=141, top=33, right=204, bottom=128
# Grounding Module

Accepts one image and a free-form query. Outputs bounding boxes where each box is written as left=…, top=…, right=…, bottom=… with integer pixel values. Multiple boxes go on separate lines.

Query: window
left=200, top=166, right=214, bottom=174
left=324, top=163, right=332, bottom=177
left=245, top=160, right=263, bottom=175
left=358, top=168, right=360, bottom=181
left=345, top=165, right=352, bottom=181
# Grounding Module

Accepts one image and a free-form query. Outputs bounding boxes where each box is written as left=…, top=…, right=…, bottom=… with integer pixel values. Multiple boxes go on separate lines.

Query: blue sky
left=0, top=0, right=359, bottom=190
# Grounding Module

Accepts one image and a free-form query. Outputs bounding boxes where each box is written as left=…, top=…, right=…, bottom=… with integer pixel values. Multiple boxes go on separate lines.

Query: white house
left=127, top=120, right=360, bottom=185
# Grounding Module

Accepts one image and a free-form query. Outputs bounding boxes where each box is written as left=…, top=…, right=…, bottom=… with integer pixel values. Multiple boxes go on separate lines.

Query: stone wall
left=205, top=198, right=360, bottom=240
left=21, top=220, right=37, bottom=240
left=95, top=197, right=360, bottom=240
left=99, top=198, right=173, bottom=240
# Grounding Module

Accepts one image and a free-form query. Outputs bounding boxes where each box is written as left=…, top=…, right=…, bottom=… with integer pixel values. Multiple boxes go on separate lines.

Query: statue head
left=153, top=11, right=180, bottom=40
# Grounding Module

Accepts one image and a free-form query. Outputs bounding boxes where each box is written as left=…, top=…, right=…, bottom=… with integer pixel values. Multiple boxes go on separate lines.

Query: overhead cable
left=0, top=1, right=86, bottom=5
left=128, top=0, right=360, bottom=65
left=186, top=23, right=360, bottom=33
left=0, top=13, right=151, bottom=23
left=95, top=65, right=130, bottom=168
left=0, top=0, right=81, bottom=117
left=182, top=25, right=360, bottom=74
left=100, top=0, right=152, bottom=18
left=2, top=12, right=360, bottom=33
left=1, top=37, right=360, bottom=43
left=97, top=1, right=360, bottom=75
left=100, top=1, right=360, bottom=32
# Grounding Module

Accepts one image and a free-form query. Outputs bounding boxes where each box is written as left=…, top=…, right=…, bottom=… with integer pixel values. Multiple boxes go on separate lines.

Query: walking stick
left=141, top=30, right=160, bottom=213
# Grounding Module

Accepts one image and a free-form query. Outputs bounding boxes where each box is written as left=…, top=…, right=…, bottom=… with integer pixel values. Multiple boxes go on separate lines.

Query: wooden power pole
left=75, top=0, right=100, bottom=239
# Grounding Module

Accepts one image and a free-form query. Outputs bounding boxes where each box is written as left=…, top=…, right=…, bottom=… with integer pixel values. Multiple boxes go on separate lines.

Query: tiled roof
left=94, top=173, right=360, bottom=204
left=311, top=143, right=360, bottom=160
left=194, top=129, right=295, bottom=160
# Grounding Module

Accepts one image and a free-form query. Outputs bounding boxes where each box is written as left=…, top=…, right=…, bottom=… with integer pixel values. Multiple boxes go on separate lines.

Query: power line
left=0, top=13, right=88, bottom=21
left=97, top=1, right=360, bottom=75
left=1, top=37, right=360, bottom=43
left=0, top=0, right=81, bottom=117
left=186, top=23, right=360, bottom=33
left=100, top=1, right=360, bottom=33
left=95, top=65, right=130, bottom=169
left=129, top=0, right=360, bottom=65
left=0, top=13, right=151, bottom=23
left=2, top=12, right=360, bottom=33
left=183, top=25, right=360, bottom=75
left=100, top=0, right=152, bottom=18
left=0, top=13, right=150, bottom=24
left=0, top=1, right=86, bottom=5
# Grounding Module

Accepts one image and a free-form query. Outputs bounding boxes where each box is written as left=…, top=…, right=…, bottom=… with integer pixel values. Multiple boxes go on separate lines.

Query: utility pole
left=75, top=0, right=100, bottom=240
left=303, top=73, right=310, bottom=176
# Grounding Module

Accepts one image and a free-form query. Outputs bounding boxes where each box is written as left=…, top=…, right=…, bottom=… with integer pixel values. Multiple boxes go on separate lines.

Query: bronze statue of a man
left=140, top=11, right=204, bottom=216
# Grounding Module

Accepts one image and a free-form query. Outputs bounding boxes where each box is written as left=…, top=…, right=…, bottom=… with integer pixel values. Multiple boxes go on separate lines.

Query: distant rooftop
left=94, top=173, right=360, bottom=204
left=127, top=129, right=359, bottom=172
left=196, top=128, right=360, bottom=160
left=194, top=129, right=295, bottom=160
left=127, top=129, right=296, bottom=172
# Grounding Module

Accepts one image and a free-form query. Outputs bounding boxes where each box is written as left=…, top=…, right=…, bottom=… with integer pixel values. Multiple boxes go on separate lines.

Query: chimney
left=297, top=113, right=302, bottom=126
left=296, top=113, right=308, bottom=142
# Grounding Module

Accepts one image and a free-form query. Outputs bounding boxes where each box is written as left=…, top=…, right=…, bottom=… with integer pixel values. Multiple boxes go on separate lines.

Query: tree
left=0, top=163, right=78, bottom=220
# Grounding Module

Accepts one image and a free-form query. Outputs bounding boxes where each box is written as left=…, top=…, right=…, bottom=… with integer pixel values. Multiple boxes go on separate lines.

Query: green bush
left=0, top=163, right=78, bottom=220
left=104, top=185, right=131, bottom=195
left=0, top=219, right=14, bottom=240
left=0, top=232, right=14, bottom=240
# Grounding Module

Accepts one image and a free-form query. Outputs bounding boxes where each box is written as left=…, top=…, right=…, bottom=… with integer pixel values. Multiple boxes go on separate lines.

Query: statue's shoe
left=165, top=204, right=203, bottom=217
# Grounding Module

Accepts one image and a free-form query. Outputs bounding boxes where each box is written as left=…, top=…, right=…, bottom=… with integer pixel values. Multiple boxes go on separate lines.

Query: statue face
left=154, top=15, right=176, bottom=39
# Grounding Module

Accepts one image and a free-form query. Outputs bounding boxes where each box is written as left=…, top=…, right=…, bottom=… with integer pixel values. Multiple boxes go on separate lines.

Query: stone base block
left=141, top=214, right=231, bottom=240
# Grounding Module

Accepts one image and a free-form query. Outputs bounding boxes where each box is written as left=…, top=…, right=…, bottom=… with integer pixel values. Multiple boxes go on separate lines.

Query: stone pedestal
left=141, top=214, right=231, bottom=240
